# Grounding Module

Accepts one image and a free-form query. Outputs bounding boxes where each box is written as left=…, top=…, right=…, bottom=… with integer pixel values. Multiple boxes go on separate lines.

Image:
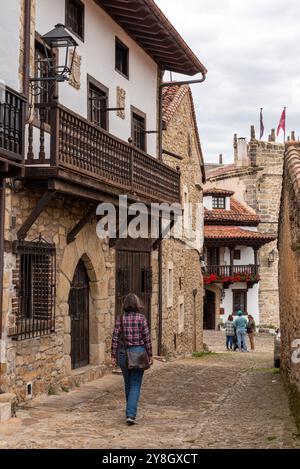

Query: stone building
left=278, top=142, right=300, bottom=429
left=204, top=128, right=285, bottom=327
left=202, top=188, right=276, bottom=329
left=0, top=0, right=207, bottom=401
left=161, top=85, right=205, bottom=356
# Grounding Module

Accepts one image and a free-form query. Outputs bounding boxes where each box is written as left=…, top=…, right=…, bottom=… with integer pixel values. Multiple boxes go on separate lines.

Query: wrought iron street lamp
left=42, top=23, right=78, bottom=82
left=268, top=249, right=277, bottom=266
left=30, top=23, right=78, bottom=96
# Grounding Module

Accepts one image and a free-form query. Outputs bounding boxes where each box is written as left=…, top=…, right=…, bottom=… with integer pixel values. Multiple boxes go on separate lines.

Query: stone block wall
left=161, top=89, right=204, bottom=355
left=1, top=186, right=116, bottom=400
left=278, top=148, right=300, bottom=428
left=161, top=239, right=203, bottom=356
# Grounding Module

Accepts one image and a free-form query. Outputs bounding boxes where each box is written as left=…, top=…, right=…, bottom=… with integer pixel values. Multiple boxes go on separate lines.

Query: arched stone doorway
left=69, top=260, right=90, bottom=369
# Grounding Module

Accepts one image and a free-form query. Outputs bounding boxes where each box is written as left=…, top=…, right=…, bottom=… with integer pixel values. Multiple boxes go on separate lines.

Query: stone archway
left=57, top=228, right=110, bottom=375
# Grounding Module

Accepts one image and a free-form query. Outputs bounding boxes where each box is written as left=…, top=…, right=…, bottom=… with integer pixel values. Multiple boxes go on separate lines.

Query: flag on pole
left=277, top=107, right=286, bottom=138
left=260, top=108, right=264, bottom=140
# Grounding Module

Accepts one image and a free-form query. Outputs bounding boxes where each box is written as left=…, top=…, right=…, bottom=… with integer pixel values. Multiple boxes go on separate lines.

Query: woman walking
left=225, top=315, right=235, bottom=350
left=247, top=314, right=256, bottom=351
left=111, top=293, right=153, bottom=425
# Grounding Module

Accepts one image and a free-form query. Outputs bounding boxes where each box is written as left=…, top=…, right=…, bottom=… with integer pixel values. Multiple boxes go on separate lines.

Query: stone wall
left=161, top=89, right=204, bottom=355
left=205, top=135, right=284, bottom=326
left=0, top=183, right=162, bottom=401
left=278, top=144, right=300, bottom=429
left=1, top=187, right=116, bottom=400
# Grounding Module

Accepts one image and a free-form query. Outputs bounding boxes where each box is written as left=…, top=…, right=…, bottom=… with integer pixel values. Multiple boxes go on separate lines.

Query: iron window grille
left=65, top=0, right=85, bottom=41
left=212, top=196, right=226, bottom=209
left=88, top=84, right=108, bottom=130
left=10, top=237, right=56, bottom=340
left=132, top=112, right=146, bottom=151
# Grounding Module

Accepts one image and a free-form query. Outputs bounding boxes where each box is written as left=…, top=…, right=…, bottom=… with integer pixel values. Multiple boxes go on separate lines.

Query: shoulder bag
left=121, top=315, right=150, bottom=370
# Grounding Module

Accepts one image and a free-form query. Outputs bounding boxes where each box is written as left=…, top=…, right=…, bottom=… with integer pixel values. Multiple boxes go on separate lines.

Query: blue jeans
left=236, top=329, right=247, bottom=351
left=226, top=335, right=234, bottom=349
left=118, top=346, right=145, bottom=419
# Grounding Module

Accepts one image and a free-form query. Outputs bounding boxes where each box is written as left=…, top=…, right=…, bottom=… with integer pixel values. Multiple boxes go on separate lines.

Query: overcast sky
left=155, top=0, right=300, bottom=163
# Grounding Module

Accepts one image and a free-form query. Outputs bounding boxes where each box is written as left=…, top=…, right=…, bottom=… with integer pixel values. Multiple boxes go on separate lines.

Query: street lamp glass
left=42, top=23, right=78, bottom=81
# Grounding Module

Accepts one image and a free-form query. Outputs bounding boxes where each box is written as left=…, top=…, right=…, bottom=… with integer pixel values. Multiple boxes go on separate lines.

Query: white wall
left=0, top=0, right=21, bottom=91
left=224, top=246, right=255, bottom=265
left=203, top=196, right=213, bottom=210
left=35, top=0, right=158, bottom=157
left=221, top=283, right=260, bottom=324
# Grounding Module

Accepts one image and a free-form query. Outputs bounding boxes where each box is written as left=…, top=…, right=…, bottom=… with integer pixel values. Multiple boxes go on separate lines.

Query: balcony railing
left=0, top=86, right=26, bottom=164
left=205, top=265, right=259, bottom=276
left=26, top=103, right=180, bottom=203
left=204, top=265, right=260, bottom=286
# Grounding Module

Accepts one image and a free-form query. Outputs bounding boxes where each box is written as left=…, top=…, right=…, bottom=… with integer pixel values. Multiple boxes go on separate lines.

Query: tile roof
left=203, top=187, right=234, bottom=196
left=97, top=0, right=207, bottom=76
left=162, top=84, right=205, bottom=182
left=285, top=143, right=300, bottom=200
left=204, top=197, right=260, bottom=226
left=162, top=85, right=188, bottom=125
left=205, top=225, right=276, bottom=247
left=206, top=164, right=237, bottom=179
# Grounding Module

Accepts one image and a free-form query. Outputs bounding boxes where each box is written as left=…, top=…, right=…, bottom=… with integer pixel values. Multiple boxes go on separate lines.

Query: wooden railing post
left=130, top=143, right=134, bottom=190
left=50, top=101, right=59, bottom=167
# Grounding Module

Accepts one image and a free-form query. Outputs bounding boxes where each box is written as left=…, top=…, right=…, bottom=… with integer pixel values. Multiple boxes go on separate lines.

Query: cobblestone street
left=0, top=332, right=298, bottom=449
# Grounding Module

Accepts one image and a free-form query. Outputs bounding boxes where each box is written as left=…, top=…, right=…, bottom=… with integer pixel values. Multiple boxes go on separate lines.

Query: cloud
left=156, top=0, right=300, bottom=161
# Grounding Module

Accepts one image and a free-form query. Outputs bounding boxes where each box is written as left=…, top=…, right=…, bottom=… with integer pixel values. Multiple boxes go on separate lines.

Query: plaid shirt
left=225, top=320, right=235, bottom=336
left=111, top=312, right=152, bottom=359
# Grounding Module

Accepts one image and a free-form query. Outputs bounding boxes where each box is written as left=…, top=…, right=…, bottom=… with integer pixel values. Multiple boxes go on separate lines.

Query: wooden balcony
left=0, top=86, right=26, bottom=176
left=204, top=265, right=260, bottom=287
left=25, top=103, right=180, bottom=204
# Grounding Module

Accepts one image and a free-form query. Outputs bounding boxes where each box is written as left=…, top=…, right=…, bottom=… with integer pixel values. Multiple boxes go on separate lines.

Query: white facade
left=0, top=0, right=21, bottom=91
left=220, top=283, right=260, bottom=325
left=35, top=0, right=158, bottom=157
left=203, top=195, right=230, bottom=211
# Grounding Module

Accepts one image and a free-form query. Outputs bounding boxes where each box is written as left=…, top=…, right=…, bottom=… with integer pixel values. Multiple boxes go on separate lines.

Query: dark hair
left=228, top=315, right=234, bottom=321
left=123, top=293, right=143, bottom=314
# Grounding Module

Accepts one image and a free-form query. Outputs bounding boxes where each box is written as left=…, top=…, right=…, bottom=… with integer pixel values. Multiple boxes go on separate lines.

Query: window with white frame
left=167, top=261, right=173, bottom=308
left=178, top=296, right=185, bottom=333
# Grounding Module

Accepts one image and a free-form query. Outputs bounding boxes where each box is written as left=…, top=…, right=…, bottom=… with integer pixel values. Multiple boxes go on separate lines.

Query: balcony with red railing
left=25, top=103, right=180, bottom=204
left=0, top=86, right=26, bottom=176
left=204, top=264, right=260, bottom=287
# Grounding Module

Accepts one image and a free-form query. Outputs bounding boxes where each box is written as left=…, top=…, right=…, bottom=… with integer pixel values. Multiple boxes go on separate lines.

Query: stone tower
left=205, top=127, right=286, bottom=326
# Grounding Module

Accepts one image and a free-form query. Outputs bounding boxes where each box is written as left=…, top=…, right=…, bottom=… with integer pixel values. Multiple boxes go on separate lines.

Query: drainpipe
left=157, top=217, right=163, bottom=356
left=0, top=179, right=5, bottom=340
left=157, top=71, right=207, bottom=356
left=23, top=0, right=31, bottom=99
left=193, top=288, right=198, bottom=352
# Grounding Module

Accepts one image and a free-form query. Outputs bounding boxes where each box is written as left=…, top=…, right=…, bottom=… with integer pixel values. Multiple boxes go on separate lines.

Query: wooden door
left=116, top=250, right=152, bottom=323
left=204, top=290, right=216, bottom=330
left=69, top=260, right=89, bottom=369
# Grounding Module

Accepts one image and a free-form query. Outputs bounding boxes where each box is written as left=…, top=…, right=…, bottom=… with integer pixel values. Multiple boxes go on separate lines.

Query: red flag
left=277, top=108, right=286, bottom=137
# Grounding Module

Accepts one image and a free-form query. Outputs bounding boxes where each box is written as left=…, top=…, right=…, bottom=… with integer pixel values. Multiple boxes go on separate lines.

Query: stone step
left=0, top=402, right=11, bottom=423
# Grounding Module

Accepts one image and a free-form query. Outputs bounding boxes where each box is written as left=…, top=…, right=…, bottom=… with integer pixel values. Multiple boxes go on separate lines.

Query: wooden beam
left=67, top=204, right=96, bottom=244
left=17, top=190, right=56, bottom=240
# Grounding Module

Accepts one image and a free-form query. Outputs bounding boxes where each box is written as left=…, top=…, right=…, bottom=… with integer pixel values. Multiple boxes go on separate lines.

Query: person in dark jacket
left=247, top=315, right=256, bottom=351
left=111, top=293, right=153, bottom=425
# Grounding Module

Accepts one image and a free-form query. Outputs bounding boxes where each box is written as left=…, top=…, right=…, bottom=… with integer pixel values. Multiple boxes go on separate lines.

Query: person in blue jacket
left=234, top=310, right=248, bottom=352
